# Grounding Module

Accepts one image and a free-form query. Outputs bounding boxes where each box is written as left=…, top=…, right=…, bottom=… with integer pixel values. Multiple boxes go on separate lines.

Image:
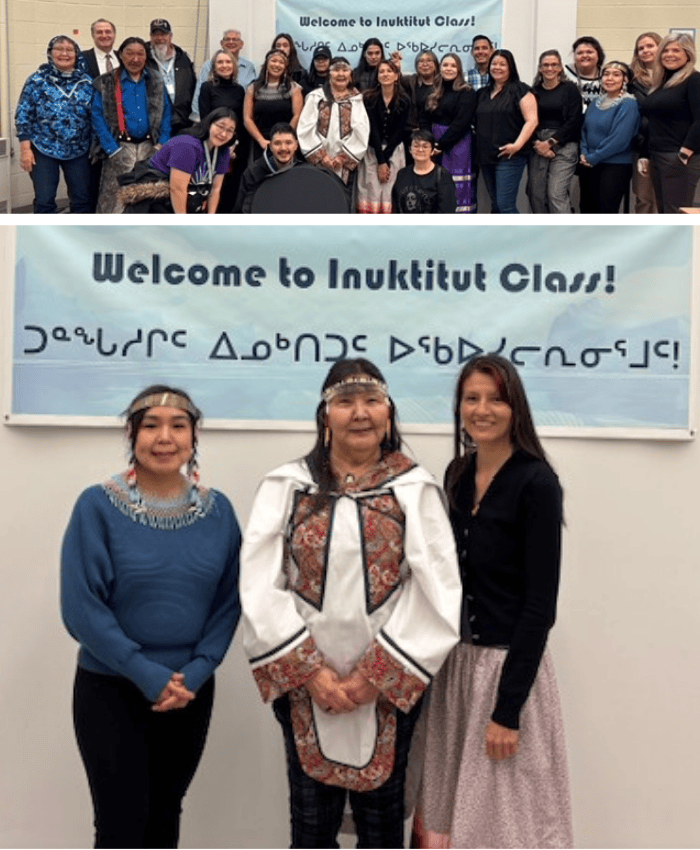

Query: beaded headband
left=604, top=61, right=629, bottom=77
left=322, top=375, right=389, bottom=403
left=127, top=392, right=198, bottom=418
left=330, top=57, right=351, bottom=68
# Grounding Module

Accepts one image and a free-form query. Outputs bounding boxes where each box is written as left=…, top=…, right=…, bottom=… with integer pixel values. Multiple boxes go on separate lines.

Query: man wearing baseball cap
left=149, top=18, right=196, bottom=135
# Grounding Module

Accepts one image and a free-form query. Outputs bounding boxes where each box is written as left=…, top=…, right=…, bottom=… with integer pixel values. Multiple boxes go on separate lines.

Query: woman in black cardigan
left=412, top=354, right=572, bottom=849
left=356, top=59, right=410, bottom=213
left=638, top=33, right=700, bottom=213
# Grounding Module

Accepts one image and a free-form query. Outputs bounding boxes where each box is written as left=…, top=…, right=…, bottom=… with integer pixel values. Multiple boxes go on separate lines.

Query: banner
left=275, top=0, right=502, bottom=71
left=7, top=224, right=694, bottom=437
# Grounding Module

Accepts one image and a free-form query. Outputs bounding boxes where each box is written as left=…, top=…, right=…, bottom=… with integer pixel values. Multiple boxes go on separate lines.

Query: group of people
left=16, top=20, right=699, bottom=213
left=61, top=354, right=571, bottom=848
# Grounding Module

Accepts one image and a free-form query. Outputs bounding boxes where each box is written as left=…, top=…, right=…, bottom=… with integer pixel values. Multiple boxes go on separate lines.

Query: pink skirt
left=411, top=643, right=573, bottom=848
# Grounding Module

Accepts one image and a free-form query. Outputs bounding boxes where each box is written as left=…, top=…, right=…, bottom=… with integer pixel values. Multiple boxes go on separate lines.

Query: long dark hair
left=305, top=358, right=402, bottom=498
left=123, top=384, right=201, bottom=465
left=116, top=36, right=148, bottom=75
left=355, top=37, right=386, bottom=74
left=450, top=354, right=545, bottom=461
left=182, top=107, right=237, bottom=145
left=253, top=49, right=292, bottom=94
left=271, top=33, right=305, bottom=75
left=363, top=59, right=409, bottom=107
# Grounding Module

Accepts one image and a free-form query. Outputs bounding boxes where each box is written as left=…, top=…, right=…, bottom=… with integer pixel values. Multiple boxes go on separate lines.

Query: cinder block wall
left=5, top=0, right=206, bottom=209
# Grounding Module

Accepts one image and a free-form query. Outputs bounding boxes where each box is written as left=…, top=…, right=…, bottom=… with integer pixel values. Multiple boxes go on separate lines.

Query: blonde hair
left=208, top=48, right=238, bottom=84
left=650, top=33, right=696, bottom=92
left=630, top=32, right=662, bottom=89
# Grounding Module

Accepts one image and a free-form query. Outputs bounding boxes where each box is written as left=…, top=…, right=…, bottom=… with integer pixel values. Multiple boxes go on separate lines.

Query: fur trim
left=119, top=180, right=170, bottom=205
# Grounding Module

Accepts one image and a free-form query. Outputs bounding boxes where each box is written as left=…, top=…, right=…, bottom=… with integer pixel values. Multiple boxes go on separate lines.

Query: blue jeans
left=30, top=146, right=91, bottom=214
left=481, top=156, right=527, bottom=214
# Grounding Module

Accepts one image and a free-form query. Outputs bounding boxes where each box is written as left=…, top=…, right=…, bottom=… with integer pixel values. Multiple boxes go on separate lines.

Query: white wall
left=2, top=222, right=700, bottom=849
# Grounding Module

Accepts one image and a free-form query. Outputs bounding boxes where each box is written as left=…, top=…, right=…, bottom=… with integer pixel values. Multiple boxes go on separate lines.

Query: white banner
left=7, top=224, right=694, bottom=438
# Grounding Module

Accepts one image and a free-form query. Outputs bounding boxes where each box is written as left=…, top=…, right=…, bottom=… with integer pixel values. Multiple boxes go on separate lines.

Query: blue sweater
left=61, top=476, right=241, bottom=702
left=580, top=94, right=640, bottom=166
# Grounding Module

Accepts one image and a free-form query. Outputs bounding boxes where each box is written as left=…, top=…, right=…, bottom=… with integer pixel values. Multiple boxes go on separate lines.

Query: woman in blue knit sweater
left=61, top=385, right=241, bottom=848
left=579, top=61, right=640, bottom=213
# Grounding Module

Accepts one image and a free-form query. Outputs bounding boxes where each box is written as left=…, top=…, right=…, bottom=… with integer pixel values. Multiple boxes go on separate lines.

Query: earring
left=188, top=450, right=200, bottom=484
left=385, top=419, right=392, bottom=443
left=324, top=426, right=331, bottom=448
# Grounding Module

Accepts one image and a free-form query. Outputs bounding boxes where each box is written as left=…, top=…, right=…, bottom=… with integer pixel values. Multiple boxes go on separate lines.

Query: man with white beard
left=149, top=18, right=196, bottom=135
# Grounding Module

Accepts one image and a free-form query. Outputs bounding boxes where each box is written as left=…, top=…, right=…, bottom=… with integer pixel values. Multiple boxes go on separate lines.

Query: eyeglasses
left=53, top=47, right=76, bottom=54
left=411, top=143, right=433, bottom=150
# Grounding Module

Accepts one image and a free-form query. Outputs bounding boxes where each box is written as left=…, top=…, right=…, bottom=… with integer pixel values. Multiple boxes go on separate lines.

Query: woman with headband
left=61, top=385, right=241, bottom=848
left=579, top=60, right=639, bottom=213
left=298, top=57, right=370, bottom=209
left=240, top=358, right=460, bottom=848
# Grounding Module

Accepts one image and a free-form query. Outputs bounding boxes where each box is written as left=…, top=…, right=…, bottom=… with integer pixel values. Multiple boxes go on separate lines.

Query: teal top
left=61, top=475, right=241, bottom=701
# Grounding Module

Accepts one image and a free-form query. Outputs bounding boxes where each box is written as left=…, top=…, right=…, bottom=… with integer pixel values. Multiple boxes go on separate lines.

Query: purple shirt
left=150, top=134, right=230, bottom=181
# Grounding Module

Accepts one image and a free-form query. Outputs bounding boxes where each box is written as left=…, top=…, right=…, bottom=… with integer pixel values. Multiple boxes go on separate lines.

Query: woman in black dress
left=243, top=49, right=303, bottom=160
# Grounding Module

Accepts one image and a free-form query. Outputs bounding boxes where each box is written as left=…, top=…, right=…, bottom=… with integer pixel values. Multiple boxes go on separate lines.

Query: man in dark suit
left=81, top=18, right=117, bottom=79
left=81, top=19, right=117, bottom=211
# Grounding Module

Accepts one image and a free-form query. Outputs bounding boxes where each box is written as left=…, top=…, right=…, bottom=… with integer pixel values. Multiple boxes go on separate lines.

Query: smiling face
left=540, top=53, right=562, bottom=84
left=636, top=36, right=659, bottom=68
left=270, top=132, right=298, bottom=165
left=329, top=62, right=352, bottom=90
left=214, top=53, right=235, bottom=79
left=51, top=39, right=77, bottom=72
left=472, top=38, right=493, bottom=70
left=441, top=55, right=459, bottom=82
left=489, top=55, right=511, bottom=85
left=325, top=381, right=390, bottom=461
left=574, top=42, right=600, bottom=76
left=92, top=22, right=115, bottom=53
left=601, top=66, right=625, bottom=96
left=120, top=42, right=147, bottom=78
left=133, top=406, right=194, bottom=483
left=221, top=31, right=243, bottom=57
left=660, top=41, right=689, bottom=72
left=266, top=52, right=288, bottom=79
left=208, top=117, right=236, bottom=147
left=460, top=371, right=513, bottom=451
left=365, top=44, right=383, bottom=66
left=410, top=138, right=434, bottom=165
left=416, top=52, right=437, bottom=81
left=377, top=61, right=398, bottom=87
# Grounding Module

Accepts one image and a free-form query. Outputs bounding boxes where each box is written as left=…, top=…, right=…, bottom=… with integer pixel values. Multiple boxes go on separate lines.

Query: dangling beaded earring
left=324, top=425, right=331, bottom=448
left=187, top=449, right=200, bottom=485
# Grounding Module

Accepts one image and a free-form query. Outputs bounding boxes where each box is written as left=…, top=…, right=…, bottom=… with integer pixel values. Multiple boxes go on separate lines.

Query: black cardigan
left=419, top=81, right=477, bottom=154
left=364, top=92, right=410, bottom=163
left=445, top=450, right=563, bottom=729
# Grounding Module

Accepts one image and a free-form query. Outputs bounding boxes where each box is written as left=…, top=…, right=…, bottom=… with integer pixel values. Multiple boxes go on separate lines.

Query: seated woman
left=392, top=129, right=457, bottom=213
left=419, top=53, right=477, bottom=213
left=198, top=48, right=248, bottom=212
left=243, top=49, right=303, bottom=160
left=357, top=60, right=410, bottom=213
left=579, top=61, right=640, bottom=213
left=298, top=57, right=370, bottom=209
left=15, top=35, right=93, bottom=213
left=120, top=107, right=237, bottom=213
left=92, top=36, right=171, bottom=214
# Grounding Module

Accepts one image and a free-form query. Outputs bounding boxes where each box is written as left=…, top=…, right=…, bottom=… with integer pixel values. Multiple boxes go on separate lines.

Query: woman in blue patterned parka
left=15, top=35, right=93, bottom=213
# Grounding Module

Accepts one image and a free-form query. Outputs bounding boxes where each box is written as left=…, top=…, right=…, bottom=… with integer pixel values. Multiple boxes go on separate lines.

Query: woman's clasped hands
left=306, top=664, right=380, bottom=714
left=152, top=672, right=196, bottom=712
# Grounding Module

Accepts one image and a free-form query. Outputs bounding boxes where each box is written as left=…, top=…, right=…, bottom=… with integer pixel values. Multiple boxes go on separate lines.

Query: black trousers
left=650, top=150, right=700, bottom=213
left=72, top=667, right=214, bottom=848
left=578, top=162, right=632, bottom=213
left=274, top=694, right=421, bottom=849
